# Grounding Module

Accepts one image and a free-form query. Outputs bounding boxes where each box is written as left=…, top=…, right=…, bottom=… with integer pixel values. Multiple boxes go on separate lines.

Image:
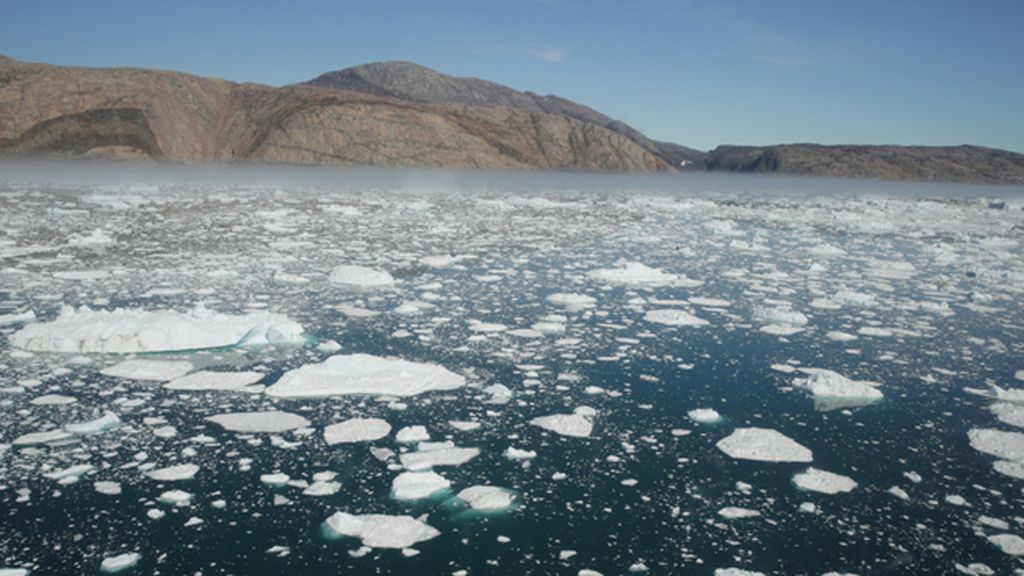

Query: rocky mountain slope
left=0, top=56, right=671, bottom=171
left=705, top=144, right=1024, bottom=185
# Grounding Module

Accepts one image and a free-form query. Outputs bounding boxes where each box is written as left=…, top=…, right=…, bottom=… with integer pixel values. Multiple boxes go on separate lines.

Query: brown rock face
left=0, top=57, right=673, bottom=172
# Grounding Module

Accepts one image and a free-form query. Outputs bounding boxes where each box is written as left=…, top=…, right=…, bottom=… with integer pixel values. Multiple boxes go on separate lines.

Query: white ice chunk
left=588, top=262, right=690, bottom=286
left=100, top=552, right=141, bottom=573
left=206, top=411, right=311, bottom=433
left=688, top=408, right=723, bottom=424
left=794, top=369, right=883, bottom=405
left=324, top=418, right=392, bottom=444
left=546, top=293, right=597, bottom=310
left=988, top=533, right=1024, bottom=556
left=456, top=486, right=516, bottom=510
left=164, top=371, right=264, bottom=391
left=644, top=309, right=709, bottom=327
left=530, top=407, right=597, bottom=438
left=395, top=425, right=430, bottom=444
left=718, top=507, right=761, bottom=519
left=101, top=359, right=193, bottom=382
left=43, top=464, right=94, bottom=481
left=95, top=481, right=122, bottom=495
left=266, top=354, right=465, bottom=398
left=400, top=443, right=480, bottom=471
left=303, top=480, right=342, bottom=497
left=12, top=429, right=71, bottom=446
left=328, top=265, right=395, bottom=288
left=716, top=427, right=813, bottom=463
left=146, top=464, right=199, bottom=481
left=29, top=394, right=76, bottom=406
left=714, top=569, right=765, bottom=576
left=391, top=471, right=451, bottom=500
left=0, top=310, right=36, bottom=327
left=792, top=467, right=857, bottom=494
left=323, top=512, right=440, bottom=549
left=11, top=305, right=303, bottom=353
left=65, top=412, right=121, bottom=435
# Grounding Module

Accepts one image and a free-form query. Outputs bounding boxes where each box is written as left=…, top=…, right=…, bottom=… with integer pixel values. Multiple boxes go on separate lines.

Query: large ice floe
left=792, top=467, right=858, bottom=494
left=323, top=512, right=440, bottom=549
left=265, top=354, right=465, bottom=398
left=323, top=418, right=392, bottom=444
left=455, top=486, right=516, bottom=511
left=205, top=411, right=311, bottom=433
left=716, top=427, right=814, bottom=462
left=967, top=428, right=1024, bottom=478
left=9, top=305, right=303, bottom=353
left=530, top=407, right=597, bottom=438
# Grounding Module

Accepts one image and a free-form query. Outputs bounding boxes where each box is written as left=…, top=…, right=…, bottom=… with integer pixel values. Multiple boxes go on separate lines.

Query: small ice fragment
left=303, top=481, right=342, bottom=497
left=718, top=507, right=761, bottom=519
left=95, top=481, right=122, bottom=495
left=164, top=371, right=264, bottom=391
left=530, top=407, right=597, bottom=438
left=65, top=412, right=121, bottom=435
left=395, top=425, right=430, bottom=444
left=688, top=408, right=722, bottom=424
left=988, top=533, right=1024, bottom=556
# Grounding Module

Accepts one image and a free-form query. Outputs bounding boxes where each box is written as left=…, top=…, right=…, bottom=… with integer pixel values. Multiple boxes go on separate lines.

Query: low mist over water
left=1, top=163, right=1023, bottom=575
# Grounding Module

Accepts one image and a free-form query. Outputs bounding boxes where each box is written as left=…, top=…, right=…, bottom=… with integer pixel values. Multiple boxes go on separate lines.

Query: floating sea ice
left=395, top=425, right=430, bottom=444
left=206, top=411, right=311, bottom=433
left=505, top=447, right=537, bottom=460
left=0, top=310, right=36, bottom=327
left=100, top=552, right=141, bottom=573
left=303, top=481, right=342, bottom=497
left=714, top=569, right=766, bottom=576
left=792, top=467, right=857, bottom=494
left=793, top=369, right=883, bottom=408
left=718, top=507, right=761, bottom=519
left=10, top=305, right=304, bottom=353
left=323, top=512, right=440, bottom=549
left=29, top=394, right=76, bottom=406
left=95, top=481, right=122, bottom=495
left=164, top=371, right=265, bottom=391
left=644, top=309, right=709, bottom=327
left=12, top=429, right=71, bottom=446
left=0, top=567, right=29, bottom=576
left=531, top=321, right=566, bottom=335
left=391, top=471, right=451, bottom=500
left=467, top=320, right=507, bottom=333
left=545, top=293, right=597, bottom=310
left=101, top=359, right=193, bottom=382
left=716, top=427, right=813, bottom=463
left=688, top=408, right=723, bottom=424
left=68, top=228, right=115, bottom=247
left=65, top=412, right=121, bottom=435
left=260, top=473, right=290, bottom=486
left=324, top=418, right=392, bottom=444
left=455, top=486, right=516, bottom=510
left=988, top=533, right=1024, bottom=556
left=328, top=265, right=395, bottom=288
left=159, top=489, right=192, bottom=506
left=400, top=442, right=480, bottom=470
left=43, top=464, right=94, bottom=481
left=266, top=354, right=465, bottom=398
left=967, top=428, right=1024, bottom=478
left=146, top=464, right=199, bottom=481
left=588, top=262, right=694, bottom=287
left=530, top=407, right=597, bottom=438
left=826, top=331, right=858, bottom=342
left=991, top=403, right=1024, bottom=428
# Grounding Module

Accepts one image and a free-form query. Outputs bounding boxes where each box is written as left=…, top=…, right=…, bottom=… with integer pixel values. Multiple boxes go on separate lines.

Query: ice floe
left=324, top=418, right=392, bottom=444
left=716, top=427, right=813, bottom=462
left=792, top=467, right=858, bottom=494
left=644, top=309, right=709, bottom=327
left=99, top=552, right=141, bottom=573
left=391, top=471, right=451, bottom=500
left=206, top=411, right=311, bottom=433
left=101, top=359, right=193, bottom=382
left=793, top=368, right=883, bottom=409
left=146, top=464, right=199, bottom=482
left=323, top=512, right=440, bottom=549
left=688, top=408, right=723, bottom=424
left=400, top=442, right=481, bottom=470
left=164, top=370, right=264, bottom=391
left=455, top=486, right=516, bottom=510
left=328, top=265, right=395, bottom=288
left=530, top=407, right=597, bottom=438
left=266, top=354, right=465, bottom=398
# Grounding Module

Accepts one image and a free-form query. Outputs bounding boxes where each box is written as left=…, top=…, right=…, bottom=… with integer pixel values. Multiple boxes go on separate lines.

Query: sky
left=2, top=0, right=1023, bottom=153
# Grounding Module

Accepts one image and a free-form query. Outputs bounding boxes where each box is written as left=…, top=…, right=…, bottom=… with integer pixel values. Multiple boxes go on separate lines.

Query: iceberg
left=266, top=354, right=465, bottom=398
left=206, top=411, right=311, bottom=433
left=323, top=512, right=440, bottom=549
left=10, top=305, right=304, bottom=353
left=716, top=427, right=813, bottom=463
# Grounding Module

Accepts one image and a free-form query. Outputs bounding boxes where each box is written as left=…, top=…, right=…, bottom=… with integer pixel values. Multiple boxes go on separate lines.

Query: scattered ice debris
left=455, top=486, right=516, bottom=510
left=10, top=305, right=303, bottom=353
left=328, top=265, right=395, bottom=288
left=323, top=512, right=440, bottom=549
left=392, top=471, right=451, bottom=500
left=164, top=370, right=264, bottom=391
left=530, top=407, right=597, bottom=438
left=792, top=468, right=858, bottom=494
left=266, top=354, right=465, bottom=398
left=688, top=408, right=722, bottom=424
left=99, top=552, right=141, bottom=573
left=987, top=533, right=1024, bottom=556
left=206, top=411, right=311, bottom=433
left=718, top=507, right=761, bottom=519
left=644, top=309, right=709, bottom=327
left=400, top=442, right=481, bottom=470
left=324, top=418, right=392, bottom=444
left=145, top=464, right=199, bottom=482
left=64, top=412, right=121, bottom=435
left=101, top=359, right=193, bottom=382
left=716, top=427, right=813, bottom=462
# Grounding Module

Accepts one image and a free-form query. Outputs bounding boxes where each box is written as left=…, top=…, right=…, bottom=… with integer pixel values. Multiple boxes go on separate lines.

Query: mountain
left=305, top=61, right=706, bottom=169
left=0, top=56, right=672, bottom=171
left=706, top=144, right=1024, bottom=185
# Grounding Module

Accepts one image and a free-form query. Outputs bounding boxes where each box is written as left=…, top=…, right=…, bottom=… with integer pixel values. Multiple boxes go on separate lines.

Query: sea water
left=0, top=163, right=1022, bottom=575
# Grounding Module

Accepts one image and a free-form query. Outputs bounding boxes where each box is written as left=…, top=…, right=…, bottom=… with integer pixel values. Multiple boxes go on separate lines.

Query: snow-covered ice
left=716, top=427, right=813, bottom=462
left=266, top=354, right=465, bottom=398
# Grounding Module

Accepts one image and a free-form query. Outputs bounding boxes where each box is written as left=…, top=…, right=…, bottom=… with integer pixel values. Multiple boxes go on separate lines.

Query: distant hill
left=0, top=57, right=673, bottom=171
left=2, top=55, right=1023, bottom=183
left=705, top=144, right=1024, bottom=185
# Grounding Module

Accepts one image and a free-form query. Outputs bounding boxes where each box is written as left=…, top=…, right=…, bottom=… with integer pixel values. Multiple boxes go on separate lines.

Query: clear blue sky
left=3, top=0, right=1023, bottom=153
